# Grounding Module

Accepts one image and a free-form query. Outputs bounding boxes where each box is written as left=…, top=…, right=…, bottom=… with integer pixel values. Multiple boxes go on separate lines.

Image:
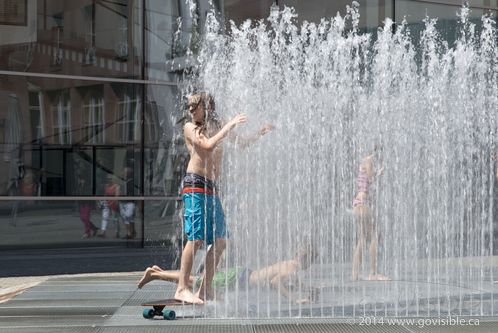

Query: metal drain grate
left=0, top=306, right=117, bottom=316
left=0, top=327, right=98, bottom=333
left=123, top=288, right=176, bottom=306
left=407, top=321, right=498, bottom=333
left=253, top=323, right=412, bottom=333
left=100, top=325, right=254, bottom=333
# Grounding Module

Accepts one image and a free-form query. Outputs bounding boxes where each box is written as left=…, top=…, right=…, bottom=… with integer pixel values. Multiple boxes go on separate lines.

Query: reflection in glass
left=0, top=199, right=142, bottom=247
left=395, top=0, right=497, bottom=45
left=49, top=89, right=71, bottom=145
left=0, top=76, right=143, bottom=197
left=68, top=147, right=93, bottom=196
left=144, top=84, right=183, bottom=197
left=144, top=199, right=182, bottom=251
left=0, top=0, right=143, bottom=78
left=145, top=0, right=182, bottom=81
left=117, top=93, right=140, bottom=144
left=81, top=87, right=105, bottom=144
left=29, top=91, right=45, bottom=143
left=222, top=0, right=274, bottom=24
left=3, top=95, right=22, bottom=195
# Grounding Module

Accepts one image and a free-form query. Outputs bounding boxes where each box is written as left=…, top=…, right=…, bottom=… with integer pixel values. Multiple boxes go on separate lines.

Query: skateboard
left=141, top=299, right=202, bottom=320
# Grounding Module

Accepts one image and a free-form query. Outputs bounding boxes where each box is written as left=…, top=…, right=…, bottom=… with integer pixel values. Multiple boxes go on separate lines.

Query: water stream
left=178, top=3, right=498, bottom=318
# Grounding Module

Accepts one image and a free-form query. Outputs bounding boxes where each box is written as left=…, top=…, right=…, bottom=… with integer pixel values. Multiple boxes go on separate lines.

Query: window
left=117, top=94, right=140, bottom=143
left=29, top=91, right=44, bottom=143
left=82, top=91, right=105, bottom=144
left=51, top=90, right=71, bottom=144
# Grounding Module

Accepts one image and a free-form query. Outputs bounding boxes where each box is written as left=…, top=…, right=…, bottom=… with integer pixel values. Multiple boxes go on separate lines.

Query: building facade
left=0, top=0, right=496, bottom=250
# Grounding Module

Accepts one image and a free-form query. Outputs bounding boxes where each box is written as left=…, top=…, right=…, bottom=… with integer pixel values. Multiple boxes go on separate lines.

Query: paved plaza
left=1, top=273, right=498, bottom=333
left=2, top=250, right=498, bottom=332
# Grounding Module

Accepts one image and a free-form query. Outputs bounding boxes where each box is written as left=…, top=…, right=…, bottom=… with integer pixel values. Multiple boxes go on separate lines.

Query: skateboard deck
left=141, top=299, right=203, bottom=320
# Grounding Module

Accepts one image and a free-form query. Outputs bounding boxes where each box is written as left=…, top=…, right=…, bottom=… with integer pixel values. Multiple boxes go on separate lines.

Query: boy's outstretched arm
left=231, top=123, right=275, bottom=148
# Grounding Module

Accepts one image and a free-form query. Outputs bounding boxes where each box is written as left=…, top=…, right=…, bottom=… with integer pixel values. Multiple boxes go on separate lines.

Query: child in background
left=97, top=174, right=120, bottom=238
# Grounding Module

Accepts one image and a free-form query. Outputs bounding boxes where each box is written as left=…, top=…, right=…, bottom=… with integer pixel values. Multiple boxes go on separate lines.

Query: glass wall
left=278, top=0, right=393, bottom=30
left=220, top=0, right=497, bottom=35
left=0, top=0, right=143, bottom=79
left=0, top=75, right=143, bottom=245
left=395, top=0, right=498, bottom=44
left=142, top=83, right=184, bottom=247
left=221, top=0, right=275, bottom=24
left=0, top=73, right=185, bottom=248
left=1, top=0, right=495, bottom=249
left=219, top=0, right=393, bottom=31
left=145, top=0, right=181, bottom=81
left=0, top=1, right=185, bottom=249
left=0, top=76, right=142, bottom=196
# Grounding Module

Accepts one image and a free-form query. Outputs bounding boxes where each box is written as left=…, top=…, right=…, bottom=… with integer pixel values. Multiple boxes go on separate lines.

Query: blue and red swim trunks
left=182, top=173, right=226, bottom=245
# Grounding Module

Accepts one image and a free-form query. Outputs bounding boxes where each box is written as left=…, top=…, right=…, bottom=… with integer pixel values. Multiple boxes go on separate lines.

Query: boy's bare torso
left=249, top=260, right=299, bottom=285
left=184, top=122, right=224, bottom=181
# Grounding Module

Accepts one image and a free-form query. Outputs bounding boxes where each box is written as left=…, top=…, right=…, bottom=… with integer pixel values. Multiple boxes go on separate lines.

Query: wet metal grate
left=251, top=321, right=498, bottom=333
left=100, top=325, right=254, bottom=333
left=253, top=323, right=412, bottom=333
left=410, top=321, right=498, bottom=333
left=0, top=306, right=117, bottom=316
left=123, top=288, right=176, bottom=306
left=0, top=327, right=98, bottom=333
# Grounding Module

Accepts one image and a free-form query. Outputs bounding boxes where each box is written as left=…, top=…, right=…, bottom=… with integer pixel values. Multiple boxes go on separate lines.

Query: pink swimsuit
left=353, top=170, right=370, bottom=207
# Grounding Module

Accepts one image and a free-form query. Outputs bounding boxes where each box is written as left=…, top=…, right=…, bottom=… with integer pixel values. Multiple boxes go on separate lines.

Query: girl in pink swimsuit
left=352, top=170, right=371, bottom=207
left=351, top=146, right=389, bottom=281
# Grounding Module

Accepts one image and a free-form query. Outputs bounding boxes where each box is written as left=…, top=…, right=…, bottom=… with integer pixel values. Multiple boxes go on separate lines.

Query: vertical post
left=92, top=0, right=96, bottom=47
left=92, top=146, right=96, bottom=195
left=140, top=0, right=146, bottom=247
left=62, top=147, right=66, bottom=195
left=378, top=0, right=385, bottom=27
left=43, top=0, right=47, bottom=30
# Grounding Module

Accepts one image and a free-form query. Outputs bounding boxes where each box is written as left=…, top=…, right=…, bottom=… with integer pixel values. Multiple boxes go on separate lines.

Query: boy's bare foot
left=138, top=267, right=155, bottom=288
left=151, top=265, right=163, bottom=272
left=175, top=288, right=204, bottom=304
left=368, top=273, right=390, bottom=281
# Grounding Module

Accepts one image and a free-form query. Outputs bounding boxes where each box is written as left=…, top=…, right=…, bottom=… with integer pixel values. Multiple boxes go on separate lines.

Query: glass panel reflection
left=144, top=84, right=183, bottom=197
left=395, top=0, right=496, bottom=45
left=0, top=75, right=142, bottom=197
left=222, top=0, right=391, bottom=32
left=279, top=0, right=377, bottom=26
left=0, top=0, right=142, bottom=79
left=223, top=0, right=275, bottom=24
left=144, top=199, right=182, bottom=253
left=0, top=199, right=142, bottom=247
left=145, top=0, right=181, bottom=81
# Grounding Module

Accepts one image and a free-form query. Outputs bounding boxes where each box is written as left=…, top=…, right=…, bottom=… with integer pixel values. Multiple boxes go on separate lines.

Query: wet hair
left=187, top=92, right=221, bottom=137
left=295, top=243, right=319, bottom=269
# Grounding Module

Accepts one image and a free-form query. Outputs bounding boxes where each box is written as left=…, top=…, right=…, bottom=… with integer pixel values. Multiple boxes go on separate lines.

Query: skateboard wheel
left=163, top=310, right=176, bottom=320
left=143, top=308, right=155, bottom=319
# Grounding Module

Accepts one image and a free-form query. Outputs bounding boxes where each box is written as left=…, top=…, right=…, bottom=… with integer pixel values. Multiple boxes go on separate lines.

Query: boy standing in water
left=177, top=92, right=273, bottom=304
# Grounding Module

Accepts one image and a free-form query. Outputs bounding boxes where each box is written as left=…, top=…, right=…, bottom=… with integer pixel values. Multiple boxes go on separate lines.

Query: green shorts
left=195, top=267, right=251, bottom=290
